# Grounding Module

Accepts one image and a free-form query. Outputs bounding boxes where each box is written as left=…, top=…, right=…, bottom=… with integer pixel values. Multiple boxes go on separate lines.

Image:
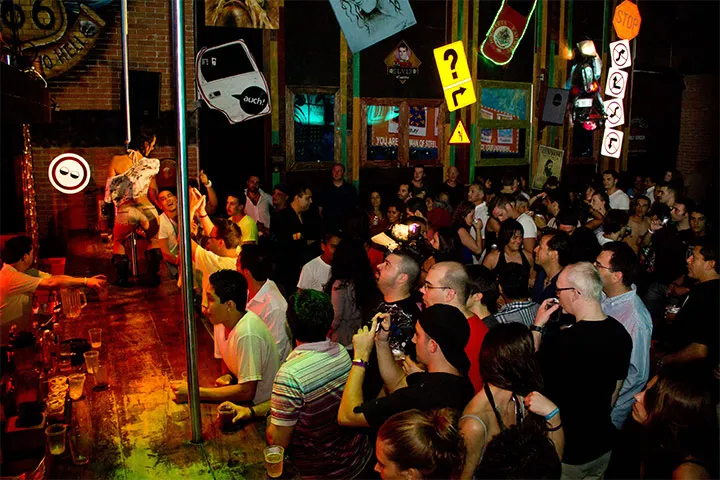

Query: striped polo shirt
left=270, top=340, right=372, bottom=479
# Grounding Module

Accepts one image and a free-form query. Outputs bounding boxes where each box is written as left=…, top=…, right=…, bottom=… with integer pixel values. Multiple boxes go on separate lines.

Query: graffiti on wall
left=0, top=0, right=109, bottom=78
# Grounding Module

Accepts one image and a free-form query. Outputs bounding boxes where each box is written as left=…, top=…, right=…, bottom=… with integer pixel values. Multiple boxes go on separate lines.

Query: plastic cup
left=217, top=404, right=235, bottom=433
left=58, top=344, right=72, bottom=374
left=93, top=364, right=109, bottom=389
left=264, top=445, right=284, bottom=478
left=88, top=328, right=102, bottom=349
left=46, top=397, right=65, bottom=421
left=68, top=373, right=86, bottom=401
left=69, top=425, right=91, bottom=465
left=83, top=351, right=99, bottom=374
left=46, top=424, right=67, bottom=455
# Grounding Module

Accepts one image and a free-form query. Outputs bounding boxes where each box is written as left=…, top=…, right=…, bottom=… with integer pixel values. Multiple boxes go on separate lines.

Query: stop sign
left=613, top=0, right=641, bottom=40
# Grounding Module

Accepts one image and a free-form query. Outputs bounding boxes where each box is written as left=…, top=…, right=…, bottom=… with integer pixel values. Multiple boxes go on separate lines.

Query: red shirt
left=465, top=314, right=489, bottom=393
left=428, top=208, right=453, bottom=230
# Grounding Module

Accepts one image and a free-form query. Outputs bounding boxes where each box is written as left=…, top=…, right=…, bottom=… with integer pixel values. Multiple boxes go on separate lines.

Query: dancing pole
left=171, top=0, right=203, bottom=443
left=120, top=0, right=131, bottom=148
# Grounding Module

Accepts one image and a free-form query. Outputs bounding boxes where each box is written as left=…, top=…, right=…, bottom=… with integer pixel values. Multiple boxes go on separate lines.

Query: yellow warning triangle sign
left=449, top=120, right=471, bottom=145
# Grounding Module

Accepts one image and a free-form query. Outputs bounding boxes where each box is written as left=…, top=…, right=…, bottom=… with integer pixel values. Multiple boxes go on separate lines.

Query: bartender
left=0, top=235, right=106, bottom=343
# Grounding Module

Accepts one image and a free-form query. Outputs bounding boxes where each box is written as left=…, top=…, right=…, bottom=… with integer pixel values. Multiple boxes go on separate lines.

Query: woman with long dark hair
left=630, top=363, right=718, bottom=479
left=481, top=219, right=533, bottom=275
left=368, top=191, right=388, bottom=237
left=452, top=201, right=483, bottom=264
left=459, top=324, right=563, bottom=479
left=324, top=239, right=381, bottom=348
left=376, top=408, right=466, bottom=479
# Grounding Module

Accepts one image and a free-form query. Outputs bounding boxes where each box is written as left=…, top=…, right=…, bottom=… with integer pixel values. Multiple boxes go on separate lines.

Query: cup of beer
left=264, top=445, right=284, bottom=478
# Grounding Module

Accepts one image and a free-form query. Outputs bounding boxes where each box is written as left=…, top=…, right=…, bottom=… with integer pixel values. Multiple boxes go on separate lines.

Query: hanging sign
left=48, top=153, right=91, bottom=194
left=449, top=120, right=471, bottom=145
left=601, top=128, right=624, bottom=159
left=605, top=68, right=628, bottom=99
left=329, top=0, right=416, bottom=53
left=196, top=40, right=271, bottom=124
left=480, top=0, right=538, bottom=65
left=610, top=40, right=632, bottom=69
left=613, top=0, right=642, bottom=40
left=384, top=41, right=421, bottom=84
left=433, top=41, right=476, bottom=112
left=604, top=98, right=625, bottom=128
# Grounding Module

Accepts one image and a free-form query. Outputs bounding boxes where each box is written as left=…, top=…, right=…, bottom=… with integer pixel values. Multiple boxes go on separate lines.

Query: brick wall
left=675, top=74, right=719, bottom=203
left=31, top=0, right=198, bottom=238
left=33, top=146, right=198, bottom=237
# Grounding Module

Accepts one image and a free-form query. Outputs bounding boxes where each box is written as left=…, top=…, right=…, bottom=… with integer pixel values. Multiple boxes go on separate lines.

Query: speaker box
left=541, top=88, right=570, bottom=125
left=128, top=71, right=161, bottom=122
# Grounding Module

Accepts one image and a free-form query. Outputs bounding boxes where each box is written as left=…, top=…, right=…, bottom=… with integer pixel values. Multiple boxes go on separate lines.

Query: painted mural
left=205, top=0, right=279, bottom=29
left=0, top=0, right=109, bottom=78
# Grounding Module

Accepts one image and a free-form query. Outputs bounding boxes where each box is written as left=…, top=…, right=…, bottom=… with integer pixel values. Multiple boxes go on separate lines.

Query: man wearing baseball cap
left=337, top=304, right=475, bottom=430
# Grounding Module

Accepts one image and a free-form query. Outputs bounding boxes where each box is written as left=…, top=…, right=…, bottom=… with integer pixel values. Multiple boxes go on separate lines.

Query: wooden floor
left=45, top=233, right=272, bottom=479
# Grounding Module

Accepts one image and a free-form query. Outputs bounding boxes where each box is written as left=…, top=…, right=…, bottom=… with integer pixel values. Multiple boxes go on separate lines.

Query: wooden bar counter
left=42, top=238, right=277, bottom=479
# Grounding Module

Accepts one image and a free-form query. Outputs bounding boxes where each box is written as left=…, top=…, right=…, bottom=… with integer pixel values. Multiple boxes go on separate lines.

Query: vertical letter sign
left=433, top=41, right=476, bottom=112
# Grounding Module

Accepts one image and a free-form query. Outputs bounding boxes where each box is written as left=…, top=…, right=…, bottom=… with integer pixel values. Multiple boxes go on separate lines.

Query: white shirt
left=0, top=264, right=48, bottom=338
left=297, top=256, right=332, bottom=291
left=609, top=189, right=630, bottom=211
left=158, top=213, right=179, bottom=256
left=517, top=212, right=538, bottom=239
left=596, top=230, right=613, bottom=246
left=214, top=310, right=280, bottom=405
left=244, top=188, right=273, bottom=230
left=473, top=202, right=489, bottom=239
left=194, top=248, right=238, bottom=308
left=247, top=279, right=292, bottom=362
left=645, top=186, right=655, bottom=205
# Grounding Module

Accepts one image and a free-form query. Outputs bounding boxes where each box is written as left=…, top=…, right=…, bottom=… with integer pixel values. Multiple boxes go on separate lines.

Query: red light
left=583, top=121, right=597, bottom=131
left=570, top=86, right=581, bottom=97
left=587, top=81, right=599, bottom=93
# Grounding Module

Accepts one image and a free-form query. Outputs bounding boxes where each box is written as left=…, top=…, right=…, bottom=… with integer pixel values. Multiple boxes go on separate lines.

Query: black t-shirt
left=441, top=182, right=466, bottom=209
left=320, top=182, right=358, bottom=229
left=667, top=279, right=720, bottom=364
left=356, top=372, right=475, bottom=429
left=539, top=316, right=632, bottom=465
left=271, top=207, right=310, bottom=288
left=362, top=297, right=421, bottom=400
left=652, top=226, right=693, bottom=284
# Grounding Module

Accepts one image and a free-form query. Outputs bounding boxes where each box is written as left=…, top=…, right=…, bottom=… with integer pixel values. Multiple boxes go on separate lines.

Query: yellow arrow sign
left=449, top=120, right=471, bottom=145
left=434, top=41, right=477, bottom=112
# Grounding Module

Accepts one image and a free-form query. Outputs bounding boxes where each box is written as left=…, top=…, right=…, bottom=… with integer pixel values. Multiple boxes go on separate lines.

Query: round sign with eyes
left=48, top=153, right=91, bottom=194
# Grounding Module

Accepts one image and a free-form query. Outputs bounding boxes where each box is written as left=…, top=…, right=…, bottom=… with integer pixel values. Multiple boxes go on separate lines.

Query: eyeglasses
left=593, top=261, right=613, bottom=271
left=422, top=282, right=452, bottom=291
left=555, top=287, right=576, bottom=294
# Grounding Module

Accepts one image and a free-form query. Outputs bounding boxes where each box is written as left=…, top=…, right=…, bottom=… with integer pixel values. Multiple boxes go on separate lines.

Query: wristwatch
left=352, top=359, right=369, bottom=368
left=530, top=325, right=546, bottom=334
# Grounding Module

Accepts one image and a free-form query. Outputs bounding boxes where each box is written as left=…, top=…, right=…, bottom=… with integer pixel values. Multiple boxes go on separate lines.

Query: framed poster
left=474, top=80, right=533, bottom=167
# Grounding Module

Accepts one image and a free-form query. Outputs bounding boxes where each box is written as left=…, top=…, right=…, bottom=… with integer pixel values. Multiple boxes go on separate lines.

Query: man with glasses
left=531, top=262, right=632, bottom=478
left=420, top=261, right=486, bottom=392
left=596, top=242, right=652, bottom=429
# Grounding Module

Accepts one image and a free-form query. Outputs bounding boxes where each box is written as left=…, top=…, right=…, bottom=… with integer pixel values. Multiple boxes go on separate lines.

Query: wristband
left=249, top=406, right=255, bottom=419
left=199, top=213, right=208, bottom=218
left=530, top=325, right=545, bottom=334
left=204, top=180, right=212, bottom=188
left=352, top=359, right=369, bottom=369
left=547, top=422, right=563, bottom=432
left=545, top=407, right=559, bottom=421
